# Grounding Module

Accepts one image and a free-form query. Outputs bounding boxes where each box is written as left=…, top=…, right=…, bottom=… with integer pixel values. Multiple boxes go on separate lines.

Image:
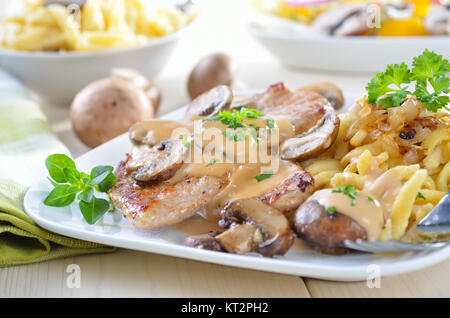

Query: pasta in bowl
left=0, top=0, right=196, bottom=103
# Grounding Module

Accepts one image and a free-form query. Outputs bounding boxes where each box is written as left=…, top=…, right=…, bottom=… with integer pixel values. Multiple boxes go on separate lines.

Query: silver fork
left=344, top=192, right=450, bottom=253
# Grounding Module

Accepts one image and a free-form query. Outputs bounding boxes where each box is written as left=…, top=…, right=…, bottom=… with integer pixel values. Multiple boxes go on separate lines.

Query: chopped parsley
left=416, top=192, right=427, bottom=200
left=254, top=171, right=273, bottom=182
left=367, top=196, right=375, bottom=202
left=332, top=184, right=358, bottom=207
left=205, top=158, right=218, bottom=167
left=326, top=206, right=336, bottom=214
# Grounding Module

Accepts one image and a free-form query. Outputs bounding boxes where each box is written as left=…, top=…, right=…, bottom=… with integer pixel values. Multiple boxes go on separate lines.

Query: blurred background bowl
left=0, top=29, right=185, bottom=105
left=247, top=23, right=450, bottom=73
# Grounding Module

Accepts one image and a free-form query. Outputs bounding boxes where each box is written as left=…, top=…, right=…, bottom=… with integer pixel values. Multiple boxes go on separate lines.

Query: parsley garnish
left=204, top=107, right=275, bottom=142
left=205, top=158, right=218, bottom=167
left=254, top=171, right=273, bottom=182
left=365, top=49, right=449, bottom=111
left=326, top=206, right=336, bottom=214
left=368, top=196, right=375, bottom=202
left=416, top=192, right=426, bottom=200
left=181, top=136, right=190, bottom=147
left=332, top=184, right=358, bottom=207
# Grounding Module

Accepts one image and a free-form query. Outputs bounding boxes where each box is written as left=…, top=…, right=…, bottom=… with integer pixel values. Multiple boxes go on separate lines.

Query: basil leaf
left=79, top=196, right=110, bottom=224
left=44, top=184, right=77, bottom=207
left=90, top=166, right=114, bottom=186
left=96, top=173, right=117, bottom=193
left=45, top=154, right=76, bottom=183
left=78, top=187, right=94, bottom=202
left=63, top=167, right=80, bottom=184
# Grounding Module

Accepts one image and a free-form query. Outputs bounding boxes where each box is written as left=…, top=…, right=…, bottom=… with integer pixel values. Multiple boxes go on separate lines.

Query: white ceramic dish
left=247, top=12, right=450, bottom=73
left=24, top=96, right=450, bottom=282
left=0, top=29, right=185, bottom=105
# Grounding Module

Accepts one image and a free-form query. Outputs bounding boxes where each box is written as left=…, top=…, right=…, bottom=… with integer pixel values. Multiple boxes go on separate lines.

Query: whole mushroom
left=187, top=53, right=233, bottom=99
left=425, top=6, right=450, bottom=36
left=71, top=75, right=154, bottom=148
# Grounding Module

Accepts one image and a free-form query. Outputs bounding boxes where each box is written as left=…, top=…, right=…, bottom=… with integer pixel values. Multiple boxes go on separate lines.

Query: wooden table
left=1, top=0, right=449, bottom=298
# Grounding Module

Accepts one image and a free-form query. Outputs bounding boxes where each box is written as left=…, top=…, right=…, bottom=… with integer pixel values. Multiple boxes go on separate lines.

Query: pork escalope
left=109, top=83, right=333, bottom=230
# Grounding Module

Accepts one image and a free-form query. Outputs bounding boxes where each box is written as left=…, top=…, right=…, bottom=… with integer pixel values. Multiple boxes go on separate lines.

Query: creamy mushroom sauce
left=129, top=116, right=297, bottom=223
left=129, top=118, right=403, bottom=241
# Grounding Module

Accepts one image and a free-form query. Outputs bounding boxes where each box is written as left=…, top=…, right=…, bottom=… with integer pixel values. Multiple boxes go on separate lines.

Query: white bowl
left=0, top=29, right=185, bottom=105
left=247, top=23, right=450, bottom=73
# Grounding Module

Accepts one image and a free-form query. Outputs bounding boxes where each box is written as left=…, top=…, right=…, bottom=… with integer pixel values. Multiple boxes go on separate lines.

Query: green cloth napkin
left=0, top=70, right=115, bottom=268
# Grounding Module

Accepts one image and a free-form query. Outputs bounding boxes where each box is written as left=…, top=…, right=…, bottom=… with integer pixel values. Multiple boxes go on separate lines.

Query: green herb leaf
left=326, top=206, right=336, bottom=214
left=254, top=171, right=273, bottom=182
left=90, top=166, right=114, bottom=186
left=45, top=154, right=76, bottom=183
left=78, top=196, right=110, bottom=225
left=332, top=184, right=358, bottom=206
left=365, top=50, right=449, bottom=112
left=416, top=192, right=426, bottom=200
left=368, top=196, right=375, bottom=202
left=266, top=118, right=275, bottom=133
left=365, top=62, right=412, bottom=108
left=63, top=167, right=80, bottom=184
left=182, top=136, right=190, bottom=148
left=78, top=187, right=94, bottom=202
left=44, top=184, right=77, bottom=207
left=205, top=158, right=218, bottom=167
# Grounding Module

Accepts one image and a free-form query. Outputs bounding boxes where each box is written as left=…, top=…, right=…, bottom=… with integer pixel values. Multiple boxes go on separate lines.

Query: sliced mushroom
left=219, top=198, right=294, bottom=257
left=184, top=232, right=225, bottom=252
left=297, top=82, right=345, bottom=110
left=280, top=104, right=340, bottom=161
left=126, top=139, right=188, bottom=184
left=425, top=6, right=450, bottom=36
left=293, top=199, right=367, bottom=254
left=312, top=3, right=371, bottom=36
left=216, top=224, right=258, bottom=255
left=185, top=85, right=232, bottom=117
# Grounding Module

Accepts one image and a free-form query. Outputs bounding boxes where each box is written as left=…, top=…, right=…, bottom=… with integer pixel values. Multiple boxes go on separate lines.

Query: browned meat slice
left=110, top=157, right=229, bottom=229
left=244, top=82, right=333, bottom=135
left=257, top=170, right=314, bottom=214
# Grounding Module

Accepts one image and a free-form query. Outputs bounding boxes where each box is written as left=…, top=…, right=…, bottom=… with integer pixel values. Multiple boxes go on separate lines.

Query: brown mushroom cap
left=293, top=199, right=367, bottom=254
left=219, top=199, right=294, bottom=257
left=297, top=82, right=345, bottom=110
left=185, top=85, right=232, bottom=117
left=112, top=68, right=161, bottom=113
left=70, top=77, right=153, bottom=148
left=280, top=103, right=340, bottom=161
left=126, top=139, right=188, bottom=184
left=187, top=53, right=233, bottom=100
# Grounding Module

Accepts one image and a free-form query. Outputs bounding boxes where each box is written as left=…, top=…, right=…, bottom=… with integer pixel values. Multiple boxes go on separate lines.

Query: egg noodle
left=300, top=96, right=450, bottom=241
left=0, top=0, right=193, bottom=52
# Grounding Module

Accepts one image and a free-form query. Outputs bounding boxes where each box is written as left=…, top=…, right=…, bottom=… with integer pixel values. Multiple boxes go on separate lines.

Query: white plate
left=24, top=98, right=450, bottom=281
left=246, top=13, right=450, bottom=73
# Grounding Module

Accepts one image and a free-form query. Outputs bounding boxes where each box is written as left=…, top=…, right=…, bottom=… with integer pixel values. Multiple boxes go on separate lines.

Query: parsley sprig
left=365, top=49, right=449, bottom=112
left=43, top=154, right=117, bottom=224
left=203, top=107, right=274, bottom=142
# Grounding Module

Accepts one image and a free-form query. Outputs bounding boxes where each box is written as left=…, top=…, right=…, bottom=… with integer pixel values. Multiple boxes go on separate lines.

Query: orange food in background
left=378, top=18, right=429, bottom=36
